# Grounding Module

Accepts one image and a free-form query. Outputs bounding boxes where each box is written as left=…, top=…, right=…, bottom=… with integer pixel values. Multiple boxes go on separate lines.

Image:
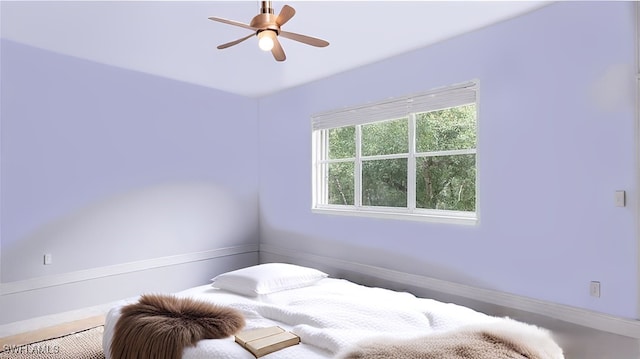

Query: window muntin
left=312, top=82, right=478, bottom=224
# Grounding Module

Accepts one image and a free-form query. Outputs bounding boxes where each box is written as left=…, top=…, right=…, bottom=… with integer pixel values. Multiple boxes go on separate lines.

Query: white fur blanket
left=336, top=318, right=564, bottom=359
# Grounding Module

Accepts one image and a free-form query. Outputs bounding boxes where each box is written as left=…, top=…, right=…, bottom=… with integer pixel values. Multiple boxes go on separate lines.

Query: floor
left=0, top=315, right=105, bottom=349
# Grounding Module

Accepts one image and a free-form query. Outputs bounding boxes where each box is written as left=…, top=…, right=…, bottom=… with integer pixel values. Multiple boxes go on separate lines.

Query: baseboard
left=0, top=244, right=259, bottom=295
left=260, top=244, right=640, bottom=339
left=0, top=301, right=116, bottom=339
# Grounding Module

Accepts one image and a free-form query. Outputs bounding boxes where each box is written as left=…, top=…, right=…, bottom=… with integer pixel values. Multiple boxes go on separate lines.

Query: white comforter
left=103, top=278, right=500, bottom=359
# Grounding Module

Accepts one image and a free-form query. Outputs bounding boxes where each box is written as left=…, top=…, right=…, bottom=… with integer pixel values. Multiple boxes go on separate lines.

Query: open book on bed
left=235, top=326, right=300, bottom=357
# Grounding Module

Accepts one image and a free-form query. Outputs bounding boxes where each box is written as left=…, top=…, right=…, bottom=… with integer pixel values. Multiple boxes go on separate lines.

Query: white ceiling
left=1, top=1, right=549, bottom=98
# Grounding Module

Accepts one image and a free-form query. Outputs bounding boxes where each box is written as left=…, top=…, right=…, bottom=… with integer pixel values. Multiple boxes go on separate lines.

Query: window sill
left=312, top=207, right=478, bottom=225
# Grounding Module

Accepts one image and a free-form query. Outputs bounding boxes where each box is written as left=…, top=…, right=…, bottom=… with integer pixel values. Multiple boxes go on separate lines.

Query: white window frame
left=311, top=81, right=479, bottom=225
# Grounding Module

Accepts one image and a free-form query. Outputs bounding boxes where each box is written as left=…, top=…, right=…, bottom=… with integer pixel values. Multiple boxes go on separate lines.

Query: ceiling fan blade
left=217, top=33, right=254, bottom=49
left=279, top=31, right=329, bottom=47
left=276, top=5, right=296, bottom=27
left=208, top=16, right=257, bottom=31
left=271, top=36, right=286, bottom=62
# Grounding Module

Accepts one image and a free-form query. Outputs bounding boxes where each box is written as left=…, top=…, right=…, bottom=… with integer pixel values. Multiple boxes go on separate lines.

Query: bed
left=102, top=263, right=565, bottom=359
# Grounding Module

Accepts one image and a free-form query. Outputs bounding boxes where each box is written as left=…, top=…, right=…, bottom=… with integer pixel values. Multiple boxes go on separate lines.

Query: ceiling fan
left=208, top=1, right=329, bottom=62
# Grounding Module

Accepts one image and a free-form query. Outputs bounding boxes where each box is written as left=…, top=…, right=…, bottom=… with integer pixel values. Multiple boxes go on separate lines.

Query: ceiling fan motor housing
left=250, top=13, right=280, bottom=33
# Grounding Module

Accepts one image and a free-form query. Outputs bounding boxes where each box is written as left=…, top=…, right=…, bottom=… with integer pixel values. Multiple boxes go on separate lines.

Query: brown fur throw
left=110, top=294, right=245, bottom=359
left=337, top=318, right=564, bottom=359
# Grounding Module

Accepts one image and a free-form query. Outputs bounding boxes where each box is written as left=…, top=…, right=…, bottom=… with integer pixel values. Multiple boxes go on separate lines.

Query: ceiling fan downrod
left=251, top=1, right=278, bottom=31
left=259, top=1, right=275, bottom=15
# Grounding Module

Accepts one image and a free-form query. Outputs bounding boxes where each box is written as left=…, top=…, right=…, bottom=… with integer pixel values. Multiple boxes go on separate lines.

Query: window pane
left=328, top=162, right=354, bottom=205
left=329, top=126, right=355, bottom=159
left=362, top=159, right=407, bottom=207
left=416, top=104, right=476, bottom=152
left=362, top=118, right=408, bottom=156
left=416, top=154, right=476, bottom=211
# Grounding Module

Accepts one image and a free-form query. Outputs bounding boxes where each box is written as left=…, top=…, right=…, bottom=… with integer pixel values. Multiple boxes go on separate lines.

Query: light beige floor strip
left=0, top=315, right=105, bottom=348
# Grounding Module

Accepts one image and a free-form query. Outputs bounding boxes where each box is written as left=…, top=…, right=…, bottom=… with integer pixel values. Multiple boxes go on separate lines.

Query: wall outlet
left=614, top=190, right=626, bottom=207
left=44, top=253, right=53, bottom=265
left=589, top=281, right=601, bottom=298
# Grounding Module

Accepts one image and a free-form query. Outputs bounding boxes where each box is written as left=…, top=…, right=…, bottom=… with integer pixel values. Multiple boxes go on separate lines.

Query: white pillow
left=211, top=263, right=328, bottom=297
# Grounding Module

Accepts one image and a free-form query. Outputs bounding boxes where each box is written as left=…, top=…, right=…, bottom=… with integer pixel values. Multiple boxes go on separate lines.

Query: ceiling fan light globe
left=258, top=30, right=276, bottom=51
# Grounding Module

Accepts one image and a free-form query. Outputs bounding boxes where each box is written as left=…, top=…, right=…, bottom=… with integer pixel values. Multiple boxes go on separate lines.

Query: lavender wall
left=0, top=40, right=260, bottom=323
left=258, top=2, right=638, bottom=319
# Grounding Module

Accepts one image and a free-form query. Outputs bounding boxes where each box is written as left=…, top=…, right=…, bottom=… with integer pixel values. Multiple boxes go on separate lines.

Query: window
left=312, top=82, right=478, bottom=224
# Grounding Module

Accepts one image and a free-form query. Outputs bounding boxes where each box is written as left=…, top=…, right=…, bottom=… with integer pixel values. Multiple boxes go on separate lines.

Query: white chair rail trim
left=0, top=244, right=259, bottom=295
